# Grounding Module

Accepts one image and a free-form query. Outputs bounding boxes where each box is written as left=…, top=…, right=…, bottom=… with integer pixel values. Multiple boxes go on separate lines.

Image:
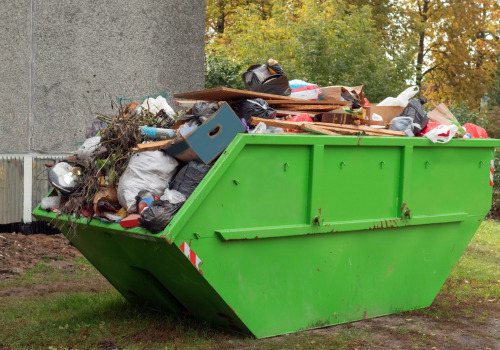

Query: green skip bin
left=34, top=134, right=500, bottom=338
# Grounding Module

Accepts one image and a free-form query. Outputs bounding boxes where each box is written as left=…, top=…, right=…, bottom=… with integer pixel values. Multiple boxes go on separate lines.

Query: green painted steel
left=33, top=135, right=500, bottom=338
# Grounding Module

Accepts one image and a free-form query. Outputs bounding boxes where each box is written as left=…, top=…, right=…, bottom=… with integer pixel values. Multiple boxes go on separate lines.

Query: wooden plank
left=266, top=100, right=350, bottom=106
left=248, top=117, right=405, bottom=137
left=174, top=87, right=308, bottom=102
left=302, top=125, right=342, bottom=136
left=275, top=109, right=321, bottom=116
left=316, top=124, right=391, bottom=136
left=314, top=122, right=405, bottom=136
left=248, top=117, right=304, bottom=129
left=358, top=119, right=388, bottom=126
left=270, top=104, right=341, bottom=111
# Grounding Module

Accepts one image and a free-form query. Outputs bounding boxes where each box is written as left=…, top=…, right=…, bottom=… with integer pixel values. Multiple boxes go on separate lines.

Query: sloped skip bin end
left=34, top=134, right=500, bottom=338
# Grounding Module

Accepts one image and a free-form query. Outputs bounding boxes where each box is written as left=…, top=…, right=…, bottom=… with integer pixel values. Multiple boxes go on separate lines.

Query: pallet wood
left=302, top=125, right=342, bottom=136
left=314, top=122, right=405, bottom=136
left=248, top=117, right=405, bottom=137
left=248, top=117, right=304, bottom=129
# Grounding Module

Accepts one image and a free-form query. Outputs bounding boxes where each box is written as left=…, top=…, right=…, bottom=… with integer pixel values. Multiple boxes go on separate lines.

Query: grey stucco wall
left=0, top=0, right=205, bottom=154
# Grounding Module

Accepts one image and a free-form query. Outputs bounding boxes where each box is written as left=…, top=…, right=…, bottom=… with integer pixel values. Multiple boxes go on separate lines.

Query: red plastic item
left=286, top=114, right=313, bottom=133
left=463, top=123, right=488, bottom=138
left=120, top=214, right=140, bottom=228
left=418, top=122, right=441, bottom=137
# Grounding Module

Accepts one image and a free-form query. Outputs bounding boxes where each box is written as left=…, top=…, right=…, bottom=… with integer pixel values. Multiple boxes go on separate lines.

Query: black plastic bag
left=242, top=64, right=291, bottom=96
left=172, top=161, right=211, bottom=197
left=231, top=99, right=276, bottom=121
left=389, top=98, right=429, bottom=136
left=340, top=88, right=362, bottom=109
left=135, top=190, right=156, bottom=213
left=139, top=200, right=182, bottom=233
left=180, top=102, right=220, bottom=124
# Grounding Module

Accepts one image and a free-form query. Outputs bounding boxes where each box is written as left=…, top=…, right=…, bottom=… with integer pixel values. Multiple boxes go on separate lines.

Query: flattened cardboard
left=321, top=85, right=364, bottom=104
left=427, top=103, right=457, bottom=125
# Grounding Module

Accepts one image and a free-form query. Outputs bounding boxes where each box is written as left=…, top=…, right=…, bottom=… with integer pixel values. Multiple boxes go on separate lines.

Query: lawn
left=0, top=221, right=498, bottom=350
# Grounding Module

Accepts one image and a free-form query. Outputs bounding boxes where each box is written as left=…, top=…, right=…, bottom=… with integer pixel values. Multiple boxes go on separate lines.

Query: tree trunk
left=216, top=0, right=225, bottom=34
left=415, top=0, right=429, bottom=88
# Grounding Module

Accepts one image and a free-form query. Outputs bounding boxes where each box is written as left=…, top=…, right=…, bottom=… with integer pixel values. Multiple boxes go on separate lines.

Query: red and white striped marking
left=180, top=242, right=203, bottom=272
left=490, top=160, right=495, bottom=187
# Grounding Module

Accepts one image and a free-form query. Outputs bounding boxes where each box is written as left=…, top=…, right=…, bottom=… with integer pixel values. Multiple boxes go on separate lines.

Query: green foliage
left=205, top=51, right=245, bottom=89
left=448, top=102, right=488, bottom=128
left=206, top=0, right=413, bottom=102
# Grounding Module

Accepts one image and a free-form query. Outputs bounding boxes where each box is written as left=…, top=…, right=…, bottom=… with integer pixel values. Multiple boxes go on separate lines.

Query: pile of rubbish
left=41, top=59, right=489, bottom=234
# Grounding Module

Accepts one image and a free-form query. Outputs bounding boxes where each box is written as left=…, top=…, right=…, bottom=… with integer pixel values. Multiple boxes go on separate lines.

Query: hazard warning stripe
left=179, top=241, right=203, bottom=272
left=490, top=160, right=494, bottom=187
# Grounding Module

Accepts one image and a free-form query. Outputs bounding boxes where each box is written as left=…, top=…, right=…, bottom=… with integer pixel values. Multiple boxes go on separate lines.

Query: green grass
left=1, top=220, right=499, bottom=350
left=408, top=220, right=500, bottom=322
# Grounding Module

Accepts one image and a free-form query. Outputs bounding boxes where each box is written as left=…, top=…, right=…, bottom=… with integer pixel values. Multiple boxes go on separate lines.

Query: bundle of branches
left=58, top=102, right=156, bottom=231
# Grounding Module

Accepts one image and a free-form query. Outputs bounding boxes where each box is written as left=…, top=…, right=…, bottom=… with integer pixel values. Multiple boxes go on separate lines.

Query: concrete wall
left=0, top=0, right=205, bottom=154
left=0, top=0, right=205, bottom=225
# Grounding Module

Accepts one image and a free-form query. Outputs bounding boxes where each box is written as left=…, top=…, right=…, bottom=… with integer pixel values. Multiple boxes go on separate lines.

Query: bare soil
left=0, top=232, right=82, bottom=279
left=0, top=232, right=498, bottom=350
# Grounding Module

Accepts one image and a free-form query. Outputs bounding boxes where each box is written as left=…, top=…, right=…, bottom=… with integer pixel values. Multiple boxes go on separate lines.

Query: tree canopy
left=205, top=0, right=499, bottom=107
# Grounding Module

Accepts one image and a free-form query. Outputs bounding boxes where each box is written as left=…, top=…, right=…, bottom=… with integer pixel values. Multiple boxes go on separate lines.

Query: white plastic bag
left=369, top=113, right=385, bottom=129
left=141, top=96, right=175, bottom=117
left=160, top=189, right=187, bottom=204
left=74, top=137, right=103, bottom=168
left=423, top=124, right=458, bottom=143
left=41, top=194, right=61, bottom=210
left=117, top=151, right=179, bottom=212
left=377, top=86, right=419, bottom=107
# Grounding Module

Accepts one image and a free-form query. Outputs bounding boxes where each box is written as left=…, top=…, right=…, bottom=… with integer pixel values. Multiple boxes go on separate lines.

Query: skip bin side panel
left=410, top=146, right=494, bottom=218
left=173, top=137, right=496, bottom=338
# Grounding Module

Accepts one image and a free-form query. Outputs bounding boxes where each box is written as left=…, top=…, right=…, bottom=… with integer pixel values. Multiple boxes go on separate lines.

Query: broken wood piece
left=133, top=140, right=174, bottom=152
left=175, top=100, right=207, bottom=107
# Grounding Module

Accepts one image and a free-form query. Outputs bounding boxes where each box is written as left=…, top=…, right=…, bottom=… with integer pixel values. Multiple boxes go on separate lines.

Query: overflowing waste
left=42, top=58, right=491, bottom=235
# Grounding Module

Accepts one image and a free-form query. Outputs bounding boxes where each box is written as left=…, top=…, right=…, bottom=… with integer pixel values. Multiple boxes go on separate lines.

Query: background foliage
left=205, top=0, right=499, bottom=105
left=205, top=0, right=500, bottom=187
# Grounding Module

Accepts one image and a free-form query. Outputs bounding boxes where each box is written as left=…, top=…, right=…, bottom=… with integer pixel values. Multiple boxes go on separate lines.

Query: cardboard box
left=163, top=103, right=246, bottom=164
left=322, top=110, right=361, bottom=124
left=365, top=106, right=404, bottom=123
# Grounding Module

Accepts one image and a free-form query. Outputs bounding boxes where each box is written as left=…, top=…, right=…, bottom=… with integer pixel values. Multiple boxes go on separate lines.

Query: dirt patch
left=0, top=232, right=82, bottom=279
